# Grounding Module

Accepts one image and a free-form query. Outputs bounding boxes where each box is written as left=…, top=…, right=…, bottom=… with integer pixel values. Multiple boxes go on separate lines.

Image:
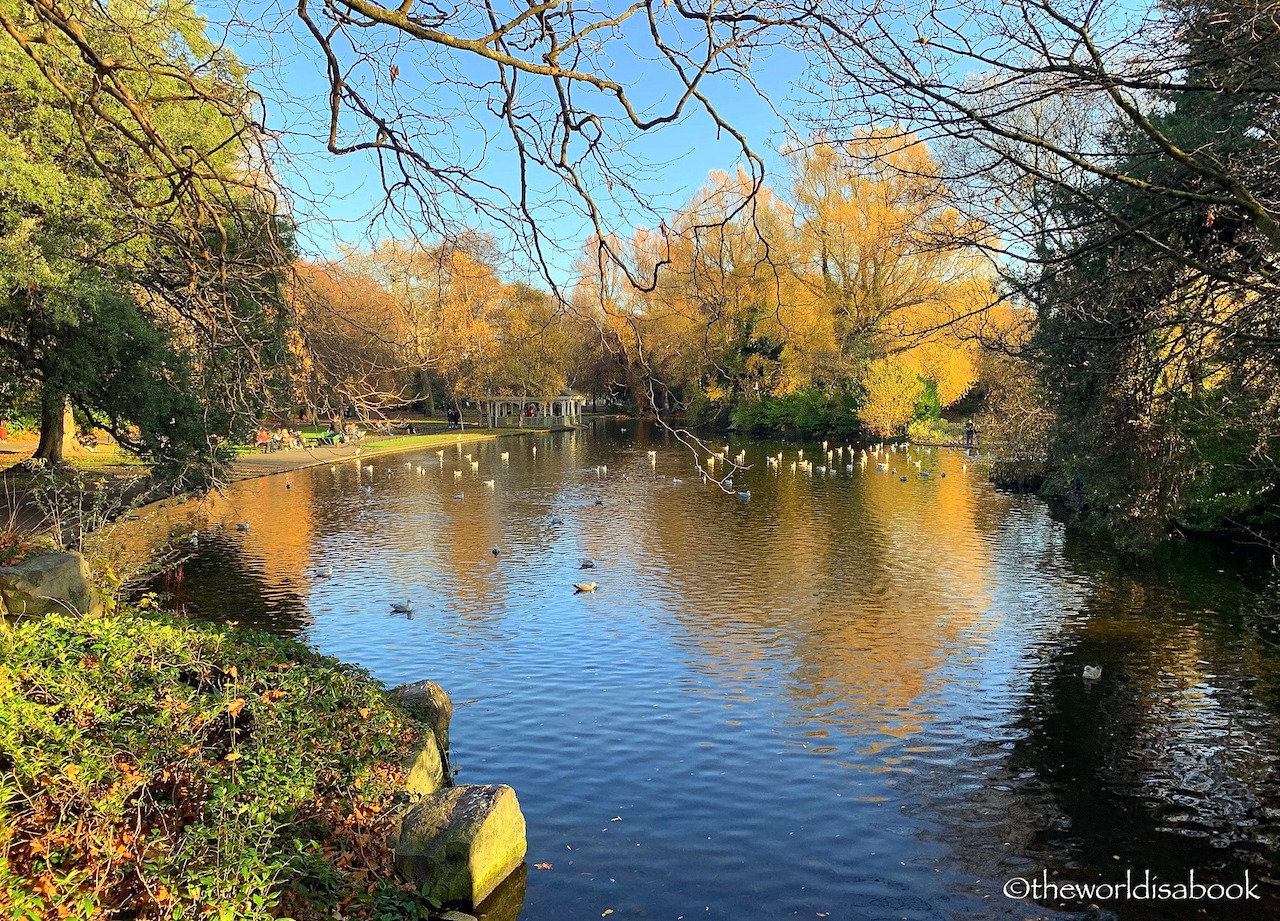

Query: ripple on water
left=154, top=423, right=1280, bottom=920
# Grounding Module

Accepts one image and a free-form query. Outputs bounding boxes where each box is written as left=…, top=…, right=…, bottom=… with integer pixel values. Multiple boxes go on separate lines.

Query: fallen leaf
left=223, top=752, right=241, bottom=762
left=226, top=698, right=247, bottom=717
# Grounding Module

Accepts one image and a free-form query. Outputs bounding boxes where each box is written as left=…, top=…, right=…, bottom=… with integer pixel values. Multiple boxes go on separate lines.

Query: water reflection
left=141, top=422, right=1280, bottom=919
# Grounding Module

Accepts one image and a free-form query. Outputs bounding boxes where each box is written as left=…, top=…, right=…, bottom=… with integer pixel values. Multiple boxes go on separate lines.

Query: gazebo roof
left=477, top=388, right=583, bottom=401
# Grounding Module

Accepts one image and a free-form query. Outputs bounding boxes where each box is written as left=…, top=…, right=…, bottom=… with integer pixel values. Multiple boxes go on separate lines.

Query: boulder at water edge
left=402, top=728, right=446, bottom=796
left=395, top=784, right=527, bottom=907
left=0, top=552, right=101, bottom=618
left=391, top=679, right=453, bottom=753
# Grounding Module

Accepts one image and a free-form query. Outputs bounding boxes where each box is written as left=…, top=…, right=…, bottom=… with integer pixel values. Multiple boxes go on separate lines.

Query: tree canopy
left=0, top=0, right=292, bottom=482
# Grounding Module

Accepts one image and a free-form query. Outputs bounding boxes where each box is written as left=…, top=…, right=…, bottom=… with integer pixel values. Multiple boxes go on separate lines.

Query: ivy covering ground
left=0, top=605, right=435, bottom=920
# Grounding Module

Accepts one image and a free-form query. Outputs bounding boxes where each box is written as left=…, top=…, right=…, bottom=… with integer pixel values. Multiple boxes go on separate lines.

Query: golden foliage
left=572, top=133, right=996, bottom=421
left=859, top=359, right=924, bottom=437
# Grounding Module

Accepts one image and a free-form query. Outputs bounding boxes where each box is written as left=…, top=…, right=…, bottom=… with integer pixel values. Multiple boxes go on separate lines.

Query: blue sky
left=206, top=0, right=818, bottom=285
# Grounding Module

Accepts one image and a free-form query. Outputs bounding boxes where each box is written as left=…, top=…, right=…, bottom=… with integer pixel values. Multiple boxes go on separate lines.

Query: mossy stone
left=391, top=679, right=453, bottom=753
left=402, top=729, right=446, bottom=796
left=394, top=784, right=527, bottom=906
left=0, top=551, right=101, bottom=618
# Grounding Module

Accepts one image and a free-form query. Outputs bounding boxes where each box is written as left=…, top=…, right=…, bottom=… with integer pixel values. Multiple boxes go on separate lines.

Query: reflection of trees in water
left=152, top=536, right=313, bottom=636
left=999, top=547, right=1280, bottom=915
left=608, top=441, right=1011, bottom=759
left=139, top=469, right=322, bottom=636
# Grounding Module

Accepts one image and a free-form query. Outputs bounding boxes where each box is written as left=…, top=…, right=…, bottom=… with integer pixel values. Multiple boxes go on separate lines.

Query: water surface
left=158, top=421, right=1280, bottom=920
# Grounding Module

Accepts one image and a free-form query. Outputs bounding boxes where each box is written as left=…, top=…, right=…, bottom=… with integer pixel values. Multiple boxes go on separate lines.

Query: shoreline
left=227, top=426, right=546, bottom=483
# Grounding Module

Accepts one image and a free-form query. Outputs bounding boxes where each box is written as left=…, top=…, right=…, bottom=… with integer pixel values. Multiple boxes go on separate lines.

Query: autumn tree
left=805, top=0, right=1280, bottom=543
left=292, top=262, right=407, bottom=417
left=789, top=136, right=989, bottom=430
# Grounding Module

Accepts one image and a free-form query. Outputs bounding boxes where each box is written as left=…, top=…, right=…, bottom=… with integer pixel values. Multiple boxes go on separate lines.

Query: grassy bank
left=0, top=605, right=435, bottom=921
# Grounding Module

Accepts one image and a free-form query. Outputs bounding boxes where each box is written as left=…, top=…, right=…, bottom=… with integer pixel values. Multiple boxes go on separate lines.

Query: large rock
left=402, top=729, right=446, bottom=797
left=0, top=552, right=100, bottom=618
left=395, top=784, right=527, bottom=907
left=391, top=679, right=453, bottom=753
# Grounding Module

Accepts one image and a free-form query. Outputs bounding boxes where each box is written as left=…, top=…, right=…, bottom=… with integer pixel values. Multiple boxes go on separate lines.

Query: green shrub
left=0, top=606, right=428, bottom=920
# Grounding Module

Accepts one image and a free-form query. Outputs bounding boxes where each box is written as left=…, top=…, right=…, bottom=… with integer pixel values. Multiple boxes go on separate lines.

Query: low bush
left=0, top=605, right=432, bottom=920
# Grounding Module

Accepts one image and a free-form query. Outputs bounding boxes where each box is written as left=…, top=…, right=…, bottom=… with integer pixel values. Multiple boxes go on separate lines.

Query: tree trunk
left=418, top=370, right=436, bottom=417
left=32, top=385, right=75, bottom=465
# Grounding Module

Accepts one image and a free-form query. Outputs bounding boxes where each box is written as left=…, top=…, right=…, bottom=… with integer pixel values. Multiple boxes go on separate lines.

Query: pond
left=157, top=420, right=1280, bottom=920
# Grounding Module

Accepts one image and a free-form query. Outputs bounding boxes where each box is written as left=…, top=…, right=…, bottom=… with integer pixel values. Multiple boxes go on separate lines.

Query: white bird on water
left=484, top=479, right=496, bottom=489
left=1082, top=665, right=1102, bottom=680
left=573, top=581, right=597, bottom=594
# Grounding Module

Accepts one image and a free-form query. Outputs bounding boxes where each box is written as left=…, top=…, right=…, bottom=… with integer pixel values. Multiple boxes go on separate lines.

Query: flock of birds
left=227, top=431, right=980, bottom=622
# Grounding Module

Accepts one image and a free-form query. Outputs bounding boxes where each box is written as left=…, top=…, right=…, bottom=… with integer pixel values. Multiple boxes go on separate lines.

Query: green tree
left=1032, top=0, right=1280, bottom=545
left=0, top=0, right=291, bottom=481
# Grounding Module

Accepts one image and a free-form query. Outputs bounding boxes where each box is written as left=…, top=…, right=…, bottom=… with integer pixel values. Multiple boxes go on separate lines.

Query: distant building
left=478, top=388, right=584, bottom=429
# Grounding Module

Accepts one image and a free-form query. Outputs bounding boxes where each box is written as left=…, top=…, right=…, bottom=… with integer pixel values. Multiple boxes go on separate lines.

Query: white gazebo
left=479, top=388, right=585, bottom=429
